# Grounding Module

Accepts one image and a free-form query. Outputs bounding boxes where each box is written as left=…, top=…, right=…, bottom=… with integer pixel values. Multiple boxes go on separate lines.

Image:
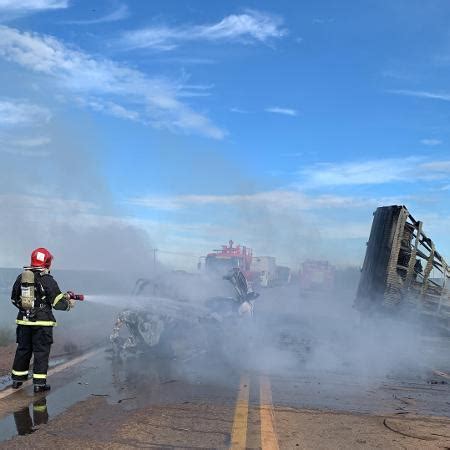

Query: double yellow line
left=230, top=374, right=250, bottom=449
left=259, top=375, right=280, bottom=450
left=230, top=374, right=279, bottom=450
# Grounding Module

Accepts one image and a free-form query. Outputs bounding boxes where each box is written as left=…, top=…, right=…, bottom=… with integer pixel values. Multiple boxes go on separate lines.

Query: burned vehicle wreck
left=110, top=268, right=258, bottom=359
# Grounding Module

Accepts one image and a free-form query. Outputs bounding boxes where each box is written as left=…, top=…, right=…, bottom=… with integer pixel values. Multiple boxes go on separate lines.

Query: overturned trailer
left=355, top=205, right=450, bottom=331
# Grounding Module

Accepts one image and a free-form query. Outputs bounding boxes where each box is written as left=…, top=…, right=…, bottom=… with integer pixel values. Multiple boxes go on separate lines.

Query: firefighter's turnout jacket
left=11, top=269, right=70, bottom=326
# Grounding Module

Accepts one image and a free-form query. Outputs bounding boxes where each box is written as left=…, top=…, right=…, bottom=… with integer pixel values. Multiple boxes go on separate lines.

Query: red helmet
left=30, top=248, right=53, bottom=268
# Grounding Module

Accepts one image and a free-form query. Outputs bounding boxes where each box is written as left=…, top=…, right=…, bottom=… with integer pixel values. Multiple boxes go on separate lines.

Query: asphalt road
left=0, top=287, right=449, bottom=449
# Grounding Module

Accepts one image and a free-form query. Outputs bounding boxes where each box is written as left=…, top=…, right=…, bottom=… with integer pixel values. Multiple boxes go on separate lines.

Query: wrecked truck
left=355, top=205, right=450, bottom=332
left=110, top=268, right=258, bottom=359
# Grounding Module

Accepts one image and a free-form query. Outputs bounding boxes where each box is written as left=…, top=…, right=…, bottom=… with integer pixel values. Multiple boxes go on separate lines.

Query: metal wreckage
left=110, top=268, right=258, bottom=358
left=355, top=205, right=450, bottom=332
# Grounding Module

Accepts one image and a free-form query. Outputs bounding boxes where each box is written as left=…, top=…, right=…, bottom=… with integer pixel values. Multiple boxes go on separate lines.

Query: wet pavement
left=0, top=348, right=244, bottom=443
left=0, top=286, right=450, bottom=447
left=0, top=339, right=448, bottom=447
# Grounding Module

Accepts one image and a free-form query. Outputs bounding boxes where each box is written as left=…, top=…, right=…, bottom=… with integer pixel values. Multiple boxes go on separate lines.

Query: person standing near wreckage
left=10, top=248, right=76, bottom=393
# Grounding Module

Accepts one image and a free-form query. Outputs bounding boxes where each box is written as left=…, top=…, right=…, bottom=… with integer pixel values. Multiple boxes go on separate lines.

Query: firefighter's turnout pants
left=12, top=325, right=53, bottom=385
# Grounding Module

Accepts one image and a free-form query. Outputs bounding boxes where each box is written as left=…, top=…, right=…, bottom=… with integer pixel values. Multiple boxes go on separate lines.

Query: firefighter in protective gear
left=10, top=248, right=75, bottom=393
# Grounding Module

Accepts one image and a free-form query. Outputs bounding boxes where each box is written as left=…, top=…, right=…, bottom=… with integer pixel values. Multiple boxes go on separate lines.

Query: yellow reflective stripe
left=33, top=373, right=47, bottom=379
left=12, top=370, right=28, bottom=376
left=16, top=320, right=56, bottom=326
left=53, top=293, right=65, bottom=307
left=33, top=405, right=47, bottom=412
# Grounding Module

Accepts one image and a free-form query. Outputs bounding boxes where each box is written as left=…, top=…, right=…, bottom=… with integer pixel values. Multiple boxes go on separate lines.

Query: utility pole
left=153, top=248, right=158, bottom=266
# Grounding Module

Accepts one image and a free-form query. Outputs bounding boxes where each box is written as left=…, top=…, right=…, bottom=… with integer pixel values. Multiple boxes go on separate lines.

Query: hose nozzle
left=67, top=291, right=85, bottom=301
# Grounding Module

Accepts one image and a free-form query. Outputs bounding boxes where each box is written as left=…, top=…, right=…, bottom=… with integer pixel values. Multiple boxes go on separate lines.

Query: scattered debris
left=117, top=397, right=136, bottom=404
left=433, top=370, right=450, bottom=380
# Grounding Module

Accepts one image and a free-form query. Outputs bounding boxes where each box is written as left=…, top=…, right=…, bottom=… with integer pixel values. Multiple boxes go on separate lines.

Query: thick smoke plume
left=0, top=117, right=157, bottom=275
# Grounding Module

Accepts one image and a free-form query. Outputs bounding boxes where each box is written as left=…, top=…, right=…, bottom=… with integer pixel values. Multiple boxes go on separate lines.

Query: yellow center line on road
left=259, top=375, right=280, bottom=450
left=0, top=348, right=102, bottom=400
left=230, top=374, right=250, bottom=450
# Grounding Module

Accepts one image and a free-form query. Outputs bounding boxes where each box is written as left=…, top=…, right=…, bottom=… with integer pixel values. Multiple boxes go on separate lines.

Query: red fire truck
left=299, top=260, right=335, bottom=294
left=203, top=241, right=254, bottom=279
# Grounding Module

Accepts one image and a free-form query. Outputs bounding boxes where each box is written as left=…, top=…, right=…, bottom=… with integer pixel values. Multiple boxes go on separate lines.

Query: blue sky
left=1, top=0, right=450, bottom=269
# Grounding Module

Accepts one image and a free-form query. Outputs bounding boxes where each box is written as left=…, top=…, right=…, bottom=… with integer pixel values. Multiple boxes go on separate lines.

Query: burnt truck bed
left=355, top=205, right=450, bottom=329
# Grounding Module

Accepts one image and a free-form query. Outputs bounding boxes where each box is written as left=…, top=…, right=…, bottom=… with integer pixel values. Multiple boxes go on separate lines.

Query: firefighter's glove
left=64, top=292, right=76, bottom=309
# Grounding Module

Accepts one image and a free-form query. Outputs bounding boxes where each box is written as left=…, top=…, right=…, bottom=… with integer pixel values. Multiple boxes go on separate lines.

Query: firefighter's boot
left=12, top=381, right=23, bottom=389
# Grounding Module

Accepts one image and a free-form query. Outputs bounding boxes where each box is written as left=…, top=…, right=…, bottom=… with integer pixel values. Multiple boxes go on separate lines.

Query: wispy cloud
left=0, top=99, right=51, bottom=126
left=300, top=158, right=418, bottom=186
left=299, top=157, right=450, bottom=187
left=0, top=99, right=52, bottom=156
left=62, top=3, right=129, bottom=25
left=12, top=135, right=51, bottom=147
left=128, top=190, right=385, bottom=212
left=121, top=10, right=287, bottom=51
left=421, top=161, right=450, bottom=173
left=231, top=106, right=298, bottom=116
left=0, top=26, right=225, bottom=139
left=381, top=70, right=416, bottom=82
left=230, top=107, right=250, bottom=114
left=176, top=83, right=214, bottom=98
left=265, top=106, right=297, bottom=116
left=0, top=194, right=95, bottom=213
left=157, top=57, right=216, bottom=65
left=0, top=131, right=52, bottom=156
left=388, top=89, right=450, bottom=102
left=75, top=97, right=140, bottom=121
left=421, top=138, right=442, bottom=146
left=1, top=146, right=51, bottom=157
left=0, top=0, right=68, bottom=12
